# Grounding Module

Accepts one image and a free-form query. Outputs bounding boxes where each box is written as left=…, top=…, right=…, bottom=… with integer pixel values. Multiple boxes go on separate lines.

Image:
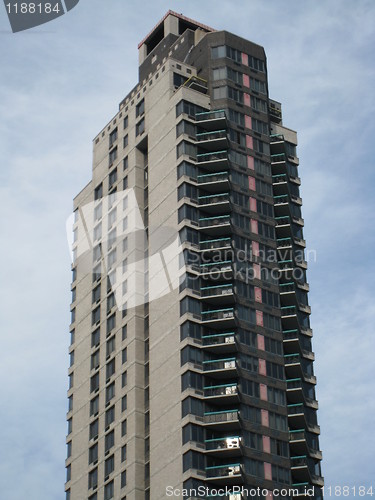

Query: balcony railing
left=281, top=305, right=297, bottom=315
left=196, top=130, right=227, bottom=142
left=201, top=284, right=233, bottom=297
left=274, top=194, right=289, bottom=204
left=204, top=409, right=239, bottom=424
left=197, top=171, right=229, bottom=184
left=276, top=215, right=291, bottom=226
left=204, top=384, right=238, bottom=398
left=277, top=237, right=292, bottom=248
left=200, top=237, right=231, bottom=250
left=206, top=463, right=241, bottom=478
left=271, top=153, right=286, bottom=163
left=202, top=332, right=236, bottom=346
left=200, top=260, right=232, bottom=274
left=197, top=150, right=228, bottom=163
left=196, top=109, right=226, bottom=122
left=199, top=215, right=231, bottom=228
left=199, top=193, right=230, bottom=206
left=203, top=357, right=236, bottom=371
left=201, top=308, right=235, bottom=322
left=205, top=436, right=240, bottom=451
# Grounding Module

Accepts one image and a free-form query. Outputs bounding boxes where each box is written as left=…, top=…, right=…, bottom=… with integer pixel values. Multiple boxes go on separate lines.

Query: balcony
left=285, top=355, right=317, bottom=385
left=203, top=357, right=237, bottom=378
left=200, top=284, right=234, bottom=304
left=288, top=404, right=320, bottom=434
left=197, top=171, right=230, bottom=191
left=289, top=430, right=323, bottom=460
left=200, top=260, right=233, bottom=279
left=205, top=436, right=241, bottom=456
left=287, top=378, right=318, bottom=409
left=202, top=332, right=236, bottom=353
left=204, top=409, right=240, bottom=430
left=204, top=384, right=238, bottom=403
left=291, top=456, right=324, bottom=487
left=199, top=215, right=231, bottom=235
left=196, top=150, right=228, bottom=169
left=198, top=192, right=230, bottom=214
left=201, top=308, right=235, bottom=327
left=205, top=463, right=241, bottom=482
left=277, top=237, right=292, bottom=249
left=195, top=109, right=227, bottom=130
left=196, top=130, right=228, bottom=151
left=271, top=153, right=286, bottom=164
left=200, top=237, right=232, bottom=252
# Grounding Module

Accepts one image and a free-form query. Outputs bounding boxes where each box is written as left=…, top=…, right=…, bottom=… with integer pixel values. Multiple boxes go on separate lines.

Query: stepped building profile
left=66, top=11, right=323, bottom=500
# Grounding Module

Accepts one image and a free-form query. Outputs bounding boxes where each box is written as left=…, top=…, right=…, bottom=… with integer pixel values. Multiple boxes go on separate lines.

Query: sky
left=0, top=1, right=374, bottom=499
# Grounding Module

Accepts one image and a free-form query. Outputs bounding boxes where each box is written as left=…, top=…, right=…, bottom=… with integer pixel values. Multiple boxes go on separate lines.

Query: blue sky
left=0, top=1, right=374, bottom=498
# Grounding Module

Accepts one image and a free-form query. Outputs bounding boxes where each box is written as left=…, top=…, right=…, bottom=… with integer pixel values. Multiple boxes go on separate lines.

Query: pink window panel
left=247, top=155, right=254, bottom=170
left=246, top=135, right=253, bottom=149
left=255, top=286, right=262, bottom=303
left=259, top=358, right=267, bottom=375
left=248, top=176, right=256, bottom=191
left=249, top=197, right=257, bottom=212
left=257, top=333, right=265, bottom=350
left=263, top=436, right=271, bottom=454
left=264, top=462, right=272, bottom=480
left=256, top=310, right=264, bottom=327
left=253, top=263, right=261, bottom=279
left=244, top=93, right=250, bottom=107
left=243, top=74, right=250, bottom=87
left=241, top=52, right=248, bottom=65
left=252, top=241, right=260, bottom=257
left=251, top=219, right=258, bottom=234
left=260, top=384, right=268, bottom=401
left=261, top=409, right=269, bottom=427
left=245, top=115, right=252, bottom=129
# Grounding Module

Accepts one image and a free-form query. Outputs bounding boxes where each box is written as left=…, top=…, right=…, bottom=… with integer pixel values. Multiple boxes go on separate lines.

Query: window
left=93, top=223, right=102, bottom=241
left=70, top=308, right=75, bottom=324
left=88, top=468, right=98, bottom=489
left=123, top=176, right=128, bottom=190
left=121, top=445, right=127, bottom=462
left=67, top=441, right=72, bottom=458
left=121, top=470, right=127, bottom=488
left=104, top=481, right=114, bottom=500
left=68, top=395, right=73, bottom=412
left=92, top=284, right=101, bottom=303
left=90, top=396, right=99, bottom=416
left=107, top=293, right=115, bottom=312
left=176, top=100, right=207, bottom=118
left=90, top=373, right=99, bottom=393
left=122, top=325, right=127, bottom=341
left=94, top=202, right=102, bottom=221
left=94, top=183, right=103, bottom=200
left=66, top=464, right=71, bottom=482
left=123, top=134, right=128, bottom=148
left=121, top=419, right=127, bottom=436
left=66, top=490, right=70, bottom=500
left=93, top=244, right=101, bottom=262
left=182, top=451, right=205, bottom=472
left=105, top=430, right=115, bottom=452
left=91, top=350, right=100, bottom=370
left=105, top=406, right=115, bottom=427
left=70, top=329, right=75, bottom=345
left=136, top=118, right=145, bottom=136
left=121, top=395, right=127, bottom=412
left=106, top=359, right=116, bottom=379
left=88, top=494, right=97, bottom=500
left=91, top=328, right=100, bottom=347
left=92, top=306, right=100, bottom=325
left=106, top=382, right=115, bottom=403
left=89, top=444, right=98, bottom=465
left=248, top=55, right=265, bottom=72
left=123, top=115, right=128, bottom=129
left=105, top=455, right=115, bottom=477
left=123, top=156, right=128, bottom=171
left=106, top=336, right=116, bottom=357
left=108, top=207, right=117, bottom=228
left=68, top=372, right=74, bottom=389
left=67, top=418, right=72, bottom=435
left=211, top=45, right=226, bottom=59
left=121, top=371, right=127, bottom=388
left=136, top=99, right=144, bottom=117
left=109, top=168, right=117, bottom=189
left=107, top=314, right=116, bottom=334
left=109, top=147, right=118, bottom=166
left=89, top=419, right=99, bottom=440
left=69, top=351, right=74, bottom=367
left=93, top=263, right=101, bottom=282
left=251, top=95, right=267, bottom=113
left=109, top=128, right=118, bottom=148
left=122, top=348, right=127, bottom=364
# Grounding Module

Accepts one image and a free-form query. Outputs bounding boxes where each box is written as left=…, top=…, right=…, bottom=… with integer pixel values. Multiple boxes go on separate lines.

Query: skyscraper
left=66, top=11, right=323, bottom=500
